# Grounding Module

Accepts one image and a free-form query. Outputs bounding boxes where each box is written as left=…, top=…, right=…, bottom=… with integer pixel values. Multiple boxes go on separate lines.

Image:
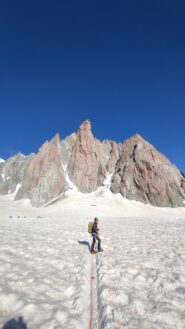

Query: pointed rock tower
left=67, top=120, right=105, bottom=192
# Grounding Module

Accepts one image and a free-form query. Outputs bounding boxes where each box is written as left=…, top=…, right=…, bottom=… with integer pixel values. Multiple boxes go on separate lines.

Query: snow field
left=0, top=190, right=185, bottom=329
left=96, top=217, right=185, bottom=329
left=0, top=217, right=92, bottom=329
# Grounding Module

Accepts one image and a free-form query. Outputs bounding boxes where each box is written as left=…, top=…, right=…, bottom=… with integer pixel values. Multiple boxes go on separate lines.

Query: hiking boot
left=98, top=249, right=103, bottom=252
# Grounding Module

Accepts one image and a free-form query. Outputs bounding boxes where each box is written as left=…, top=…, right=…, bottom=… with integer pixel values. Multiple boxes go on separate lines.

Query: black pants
left=91, top=234, right=101, bottom=252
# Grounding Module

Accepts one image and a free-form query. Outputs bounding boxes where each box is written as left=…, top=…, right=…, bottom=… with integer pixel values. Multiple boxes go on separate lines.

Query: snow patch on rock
left=1, top=173, right=5, bottom=181
left=103, top=172, right=114, bottom=188
left=63, top=164, right=78, bottom=191
left=15, top=183, right=21, bottom=195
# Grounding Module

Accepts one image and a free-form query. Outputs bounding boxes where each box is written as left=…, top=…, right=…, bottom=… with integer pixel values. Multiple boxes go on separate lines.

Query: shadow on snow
left=78, top=240, right=90, bottom=251
left=2, top=317, right=27, bottom=329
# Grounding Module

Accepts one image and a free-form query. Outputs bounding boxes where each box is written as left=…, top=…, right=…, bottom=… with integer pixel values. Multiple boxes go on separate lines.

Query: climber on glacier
left=90, top=217, right=103, bottom=253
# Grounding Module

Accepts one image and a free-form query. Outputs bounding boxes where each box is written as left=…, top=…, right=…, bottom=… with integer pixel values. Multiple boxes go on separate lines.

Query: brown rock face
left=101, top=140, right=122, bottom=174
left=61, top=133, right=77, bottom=165
left=15, top=134, right=67, bottom=206
left=0, top=153, right=34, bottom=195
left=111, top=134, right=185, bottom=207
left=0, top=121, right=184, bottom=207
left=67, top=120, right=105, bottom=192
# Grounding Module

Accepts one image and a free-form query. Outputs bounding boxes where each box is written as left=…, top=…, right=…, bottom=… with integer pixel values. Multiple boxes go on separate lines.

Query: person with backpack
left=89, top=217, right=103, bottom=253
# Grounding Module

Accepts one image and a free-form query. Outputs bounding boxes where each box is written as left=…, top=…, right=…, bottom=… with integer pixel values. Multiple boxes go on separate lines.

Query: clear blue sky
left=0, top=0, right=184, bottom=171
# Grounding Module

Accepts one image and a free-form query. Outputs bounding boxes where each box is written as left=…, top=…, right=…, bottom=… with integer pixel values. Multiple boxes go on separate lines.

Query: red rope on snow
left=89, top=260, right=95, bottom=329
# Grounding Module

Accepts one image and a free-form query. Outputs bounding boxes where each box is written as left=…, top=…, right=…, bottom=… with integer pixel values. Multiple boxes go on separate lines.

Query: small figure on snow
left=90, top=217, right=103, bottom=253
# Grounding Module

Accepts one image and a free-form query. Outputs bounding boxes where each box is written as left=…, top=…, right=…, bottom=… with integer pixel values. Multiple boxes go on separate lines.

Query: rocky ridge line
left=0, top=120, right=184, bottom=207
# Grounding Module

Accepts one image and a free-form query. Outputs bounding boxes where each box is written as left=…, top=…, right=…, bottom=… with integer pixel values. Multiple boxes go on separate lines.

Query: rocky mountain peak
left=129, top=133, right=144, bottom=141
left=39, top=133, right=61, bottom=153
left=15, top=133, right=66, bottom=206
left=67, top=120, right=103, bottom=192
left=77, top=119, right=94, bottom=146
left=111, top=131, right=185, bottom=206
left=0, top=152, right=34, bottom=195
left=79, top=119, right=91, bottom=131
left=0, top=121, right=184, bottom=207
left=123, top=133, right=152, bottom=149
left=50, top=133, right=61, bottom=145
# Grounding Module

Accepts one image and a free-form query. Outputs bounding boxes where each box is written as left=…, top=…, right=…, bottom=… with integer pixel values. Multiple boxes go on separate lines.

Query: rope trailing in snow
left=89, top=257, right=95, bottom=329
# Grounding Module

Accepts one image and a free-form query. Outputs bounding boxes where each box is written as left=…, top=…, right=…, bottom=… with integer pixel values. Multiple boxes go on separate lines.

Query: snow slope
left=0, top=189, right=185, bottom=328
left=97, top=217, right=185, bottom=329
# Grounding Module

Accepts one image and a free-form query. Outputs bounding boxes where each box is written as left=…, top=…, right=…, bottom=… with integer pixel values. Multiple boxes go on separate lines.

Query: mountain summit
left=0, top=121, right=184, bottom=207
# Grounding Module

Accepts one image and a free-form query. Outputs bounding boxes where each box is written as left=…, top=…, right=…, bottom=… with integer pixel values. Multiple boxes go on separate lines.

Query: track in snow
left=89, top=253, right=99, bottom=329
